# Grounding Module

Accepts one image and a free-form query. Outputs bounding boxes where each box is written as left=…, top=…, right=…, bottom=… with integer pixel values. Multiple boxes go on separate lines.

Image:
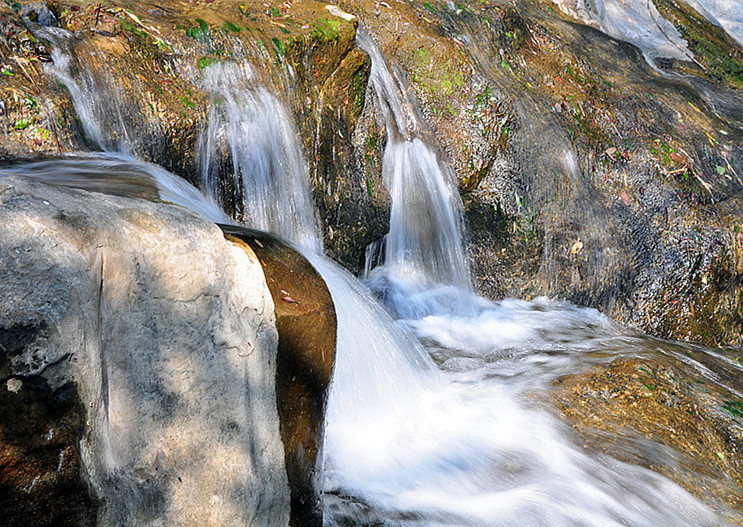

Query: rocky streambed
left=1, top=0, right=742, bottom=525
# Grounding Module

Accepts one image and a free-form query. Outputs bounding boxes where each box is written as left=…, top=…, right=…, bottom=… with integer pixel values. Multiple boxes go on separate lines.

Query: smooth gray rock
left=0, top=175, right=290, bottom=527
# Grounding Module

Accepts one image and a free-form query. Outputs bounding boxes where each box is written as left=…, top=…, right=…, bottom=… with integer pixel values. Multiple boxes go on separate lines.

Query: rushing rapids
left=2, top=5, right=743, bottom=526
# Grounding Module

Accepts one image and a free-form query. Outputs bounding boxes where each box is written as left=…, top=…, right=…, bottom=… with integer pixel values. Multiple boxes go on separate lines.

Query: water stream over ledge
left=3, top=150, right=741, bottom=525
left=8, top=23, right=742, bottom=526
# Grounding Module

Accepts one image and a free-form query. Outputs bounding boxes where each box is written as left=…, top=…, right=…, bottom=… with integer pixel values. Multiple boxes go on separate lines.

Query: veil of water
left=552, top=0, right=743, bottom=63
left=19, top=32, right=742, bottom=526
left=42, top=28, right=135, bottom=153
left=551, top=0, right=694, bottom=62
left=356, top=29, right=472, bottom=313
left=0, top=152, right=230, bottom=223
left=197, top=62, right=321, bottom=253
left=688, top=0, right=743, bottom=45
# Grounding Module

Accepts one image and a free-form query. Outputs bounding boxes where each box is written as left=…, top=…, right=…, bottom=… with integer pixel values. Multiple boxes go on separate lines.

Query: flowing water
left=42, top=28, right=137, bottom=154
left=197, top=62, right=321, bottom=253
left=552, top=0, right=743, bottom=62
left=319, top=31, right=738, bottom=527
left=15, top=27, right=743, bottom=526
left=551, top=0, right=694, bottom=62
left=356, top=29, right=472, bottom=317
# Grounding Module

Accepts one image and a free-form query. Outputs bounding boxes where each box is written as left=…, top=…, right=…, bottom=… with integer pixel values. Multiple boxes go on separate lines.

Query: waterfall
left=42, top=28, right=135, bottom=153
left=356, top=29, right=472, bottom=317
left=688, top=0, right=743, bottom=46
left=190, top=60, right=447, bottom=497
left=319, top=29, right=731, bottom=527
left=550, top=0, right=693, bottom=62
left=552, top=0, right=743, bottom=62
left=29, top=29, right=738, bottom=526
left=197, top=62, right=321, bottom=253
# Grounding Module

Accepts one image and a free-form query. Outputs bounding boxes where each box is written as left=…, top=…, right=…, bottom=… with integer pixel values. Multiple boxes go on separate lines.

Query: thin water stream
left=197, top=62, right=321, bottom=253
left=356, top=29, right=472, bottom=318
left=12, top=29, right=742, bottom=526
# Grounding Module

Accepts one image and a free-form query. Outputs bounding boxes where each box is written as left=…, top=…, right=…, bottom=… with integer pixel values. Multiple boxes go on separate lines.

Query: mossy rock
left=553, top=353, right=743, bottom=521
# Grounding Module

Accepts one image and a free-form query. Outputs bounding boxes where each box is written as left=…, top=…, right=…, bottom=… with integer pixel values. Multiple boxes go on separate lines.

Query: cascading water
left=26, top=29, right=742, bottom=527
left=42, top=28, right=135, bottom=153
left=551, top=0, right=743, bottom=62
left=320, top=29, right=737, bottom=527
left=550, top=0, right=694, bottom=63
left=191, top=60, right=448, bottom=505
left=356, top=29, right=472, bottom=317
left=197, top=62, right=321, bottom=253
left=11, top=152, right=736, bottom=526
left=689, top=0, right=743, bottom=45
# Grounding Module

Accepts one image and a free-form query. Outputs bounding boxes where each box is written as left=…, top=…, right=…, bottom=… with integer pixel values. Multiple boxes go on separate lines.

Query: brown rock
left=553, top=352, right=743, bottom=523
left=223, top=225, right=336, bottom=527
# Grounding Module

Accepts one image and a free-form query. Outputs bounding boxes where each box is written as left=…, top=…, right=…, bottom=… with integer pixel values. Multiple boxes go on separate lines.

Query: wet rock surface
left=223, top=226, right=336, bottom=527
left=553, top=350, right=743, bottom=523
left=336, top=0, right=743, bottom=346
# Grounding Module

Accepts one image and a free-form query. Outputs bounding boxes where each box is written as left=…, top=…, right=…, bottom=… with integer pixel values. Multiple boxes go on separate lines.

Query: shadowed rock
left=222, top=224, right=336, bottom=527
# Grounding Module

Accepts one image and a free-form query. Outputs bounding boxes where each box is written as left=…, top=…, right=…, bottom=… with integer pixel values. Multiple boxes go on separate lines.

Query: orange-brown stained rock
left=224, top=226, right=336, bottom=527
left=552, top=356, right=743, bottom=524
left=0, top=370, right=98, bottom=527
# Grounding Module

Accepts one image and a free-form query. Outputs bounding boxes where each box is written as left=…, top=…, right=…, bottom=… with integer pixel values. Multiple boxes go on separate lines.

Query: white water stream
left=197, top=62, right=321, bottom=253
left=26, top=30, right=740, bottom=526
left=42, top=28, right=136, bottom=153
left=356, top=29, right=472, bottom=319
left=552, top=0, right=743, bottom=63
left=319, top=32, right=732, bottom=527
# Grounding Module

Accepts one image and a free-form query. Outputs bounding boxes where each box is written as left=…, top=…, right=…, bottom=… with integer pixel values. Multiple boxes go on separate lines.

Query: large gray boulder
left=0, top=175, right=290, bottom=526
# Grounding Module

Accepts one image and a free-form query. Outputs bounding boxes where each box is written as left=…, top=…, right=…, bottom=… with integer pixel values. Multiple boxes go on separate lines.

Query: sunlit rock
left=0, top=175, right=290, bottom=526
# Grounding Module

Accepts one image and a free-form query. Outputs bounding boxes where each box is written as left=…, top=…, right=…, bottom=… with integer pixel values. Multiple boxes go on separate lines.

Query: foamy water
left=27, top=28, right=740, bottom=525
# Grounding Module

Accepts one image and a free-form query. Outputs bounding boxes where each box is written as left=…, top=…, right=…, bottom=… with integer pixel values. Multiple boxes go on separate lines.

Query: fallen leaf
left=621, top=190, right=631, bottom=205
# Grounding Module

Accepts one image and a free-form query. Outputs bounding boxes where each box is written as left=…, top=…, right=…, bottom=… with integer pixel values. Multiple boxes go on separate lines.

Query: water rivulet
left=320, top=30, right=740, bottom=527
left=356, top=29, right=473, bottom=318
left=10, top=23, right=742, bottom=527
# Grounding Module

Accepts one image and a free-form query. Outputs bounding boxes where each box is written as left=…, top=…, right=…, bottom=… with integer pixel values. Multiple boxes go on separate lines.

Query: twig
left=665, top=166, right=688, bottom=176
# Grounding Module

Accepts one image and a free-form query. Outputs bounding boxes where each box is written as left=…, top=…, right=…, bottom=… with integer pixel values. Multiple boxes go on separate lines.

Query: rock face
left=224, top=226, right=336, bottom=527
left=334, top=0, right=743, bottom=347
left=0, top=1, right=740, bottom=340
left=0, top=175, right=291, bottom=526
left=552, top=348, right=743, bottom=522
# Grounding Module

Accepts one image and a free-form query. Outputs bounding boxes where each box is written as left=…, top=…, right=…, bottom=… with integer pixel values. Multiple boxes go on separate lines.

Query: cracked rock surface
left=0, top=174, right=290, bottom=527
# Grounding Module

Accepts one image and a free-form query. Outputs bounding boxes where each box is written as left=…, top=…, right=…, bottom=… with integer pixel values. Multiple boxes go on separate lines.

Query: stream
left=3, top=19, right=742, bottom=527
